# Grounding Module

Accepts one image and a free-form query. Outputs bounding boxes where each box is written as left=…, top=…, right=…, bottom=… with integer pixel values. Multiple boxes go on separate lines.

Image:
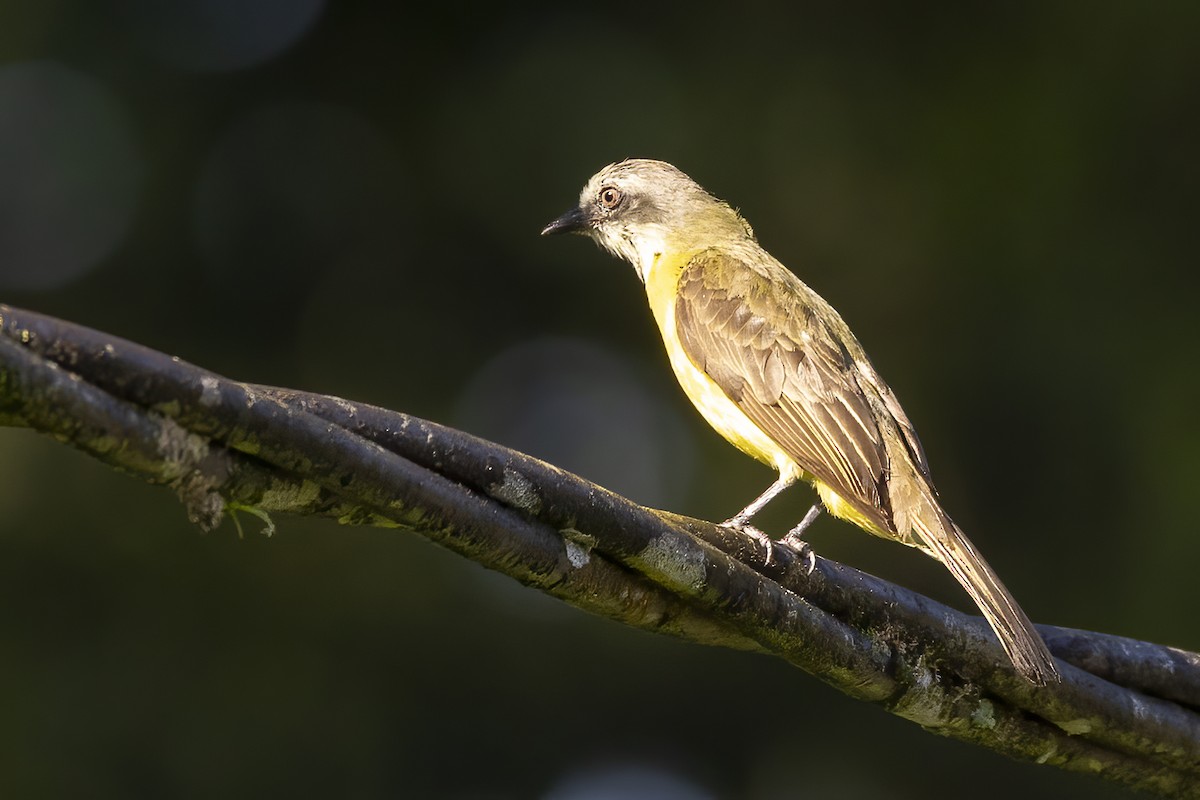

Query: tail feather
left=912, top=511, right=1060, bottom=685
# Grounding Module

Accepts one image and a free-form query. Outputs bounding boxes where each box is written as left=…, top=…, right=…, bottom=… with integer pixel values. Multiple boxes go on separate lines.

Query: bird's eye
left=599, top=186, right=623, bottom=210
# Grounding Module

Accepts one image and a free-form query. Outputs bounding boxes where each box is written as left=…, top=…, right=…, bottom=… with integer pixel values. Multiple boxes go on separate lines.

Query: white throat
left=596, top=227, right=667, bottom=284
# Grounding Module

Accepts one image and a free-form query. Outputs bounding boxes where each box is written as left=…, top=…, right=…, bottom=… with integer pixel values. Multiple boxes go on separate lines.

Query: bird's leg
left=723, top=474, right=796, bottom=529
left=721, top=474, right=797, bottom=561
left=783, top=503, right=822, bottom=543
left=781, top=502, right=823, bottom=574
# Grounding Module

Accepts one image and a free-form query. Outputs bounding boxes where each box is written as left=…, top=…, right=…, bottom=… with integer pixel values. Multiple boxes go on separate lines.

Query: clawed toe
left=720, top=512, right=819, bottom=573
left=780, top=531, right=816, bottom=574
left=720, top=518, right=775, bottom=562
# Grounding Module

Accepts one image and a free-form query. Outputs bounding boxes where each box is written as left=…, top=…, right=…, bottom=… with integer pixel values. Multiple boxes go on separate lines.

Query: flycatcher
left=542, top=158, right=1059, bottom=685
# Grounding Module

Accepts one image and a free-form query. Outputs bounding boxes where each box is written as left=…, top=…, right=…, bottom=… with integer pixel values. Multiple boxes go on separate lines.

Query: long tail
left=911, top=510, right=1060, bottom=685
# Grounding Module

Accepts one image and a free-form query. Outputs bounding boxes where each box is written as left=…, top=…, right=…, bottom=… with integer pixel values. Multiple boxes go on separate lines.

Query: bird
left=541, top=158, right=1060, bottom=685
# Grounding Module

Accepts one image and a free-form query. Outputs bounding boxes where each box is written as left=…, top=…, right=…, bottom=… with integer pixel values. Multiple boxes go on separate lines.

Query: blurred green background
left=1, top=2, right=1196, bottom=797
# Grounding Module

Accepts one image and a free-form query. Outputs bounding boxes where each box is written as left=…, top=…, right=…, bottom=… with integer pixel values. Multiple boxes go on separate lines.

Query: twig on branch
left=1, top=303, right=1198, bottom=797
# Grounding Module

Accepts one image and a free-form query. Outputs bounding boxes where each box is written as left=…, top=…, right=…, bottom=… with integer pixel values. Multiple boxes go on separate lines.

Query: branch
left=1, top=303, right=1197, bottom=796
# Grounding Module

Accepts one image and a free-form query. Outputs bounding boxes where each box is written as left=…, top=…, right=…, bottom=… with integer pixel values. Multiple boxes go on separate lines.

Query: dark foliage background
left=1, top=3, right=1196, bottom=797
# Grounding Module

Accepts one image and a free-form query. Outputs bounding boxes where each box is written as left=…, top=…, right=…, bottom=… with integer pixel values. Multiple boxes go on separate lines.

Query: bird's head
left=541, top=159, right=754, bottom=281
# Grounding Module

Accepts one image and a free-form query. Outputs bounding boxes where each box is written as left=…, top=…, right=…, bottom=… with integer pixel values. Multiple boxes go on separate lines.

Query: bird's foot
left=720, top=516, right=775, bottom=563
left=721, top=510, right=751, bottom=530
left=778, top=503, right=821, bottom=574
left=779, top=528, right=817, bottom=575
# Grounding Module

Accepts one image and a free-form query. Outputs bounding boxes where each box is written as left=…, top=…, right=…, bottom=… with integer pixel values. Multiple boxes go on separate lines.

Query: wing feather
left=675, top=250, right=904, bottom=532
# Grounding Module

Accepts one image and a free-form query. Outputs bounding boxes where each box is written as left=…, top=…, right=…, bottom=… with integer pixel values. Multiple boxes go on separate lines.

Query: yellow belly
left=661, top=302, right=801, bottom=476
left=644, top=252, right=799, bottom=480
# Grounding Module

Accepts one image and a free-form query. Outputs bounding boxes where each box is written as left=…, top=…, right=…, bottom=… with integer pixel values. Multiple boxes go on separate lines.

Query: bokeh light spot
left=542, top=762, right=714, bottom=800
left=454, top=337, right=693, bottom=509
left=0, top=61, right=142, bottom=291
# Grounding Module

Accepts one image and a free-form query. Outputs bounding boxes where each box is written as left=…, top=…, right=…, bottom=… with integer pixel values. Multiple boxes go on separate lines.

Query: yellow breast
left=642, top=252, right=802, bottom=481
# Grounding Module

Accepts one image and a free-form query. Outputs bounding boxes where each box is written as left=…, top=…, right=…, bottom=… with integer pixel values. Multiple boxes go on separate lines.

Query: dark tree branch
left=1, top=303, right=1198, bottom=797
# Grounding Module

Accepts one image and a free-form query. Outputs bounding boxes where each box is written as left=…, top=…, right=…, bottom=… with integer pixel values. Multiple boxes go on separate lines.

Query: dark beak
left=540, top=206, right=589, bottom=236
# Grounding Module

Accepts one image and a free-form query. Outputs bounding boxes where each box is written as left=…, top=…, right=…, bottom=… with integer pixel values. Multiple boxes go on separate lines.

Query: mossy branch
left=1, top=303, right=1198, bottom=797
